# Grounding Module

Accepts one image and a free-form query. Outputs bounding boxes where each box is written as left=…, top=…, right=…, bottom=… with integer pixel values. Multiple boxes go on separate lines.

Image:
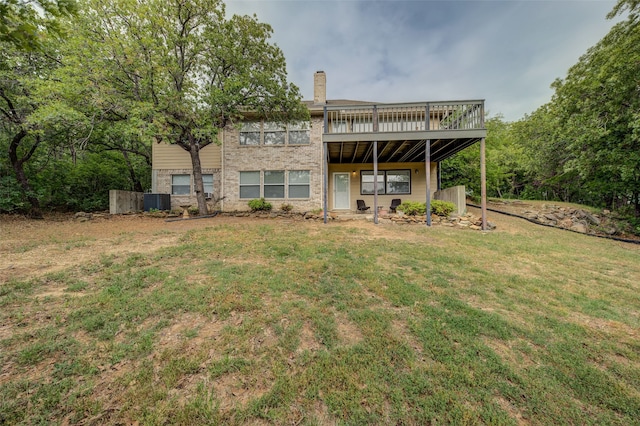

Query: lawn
left=1, top=211, right=639, bottom=425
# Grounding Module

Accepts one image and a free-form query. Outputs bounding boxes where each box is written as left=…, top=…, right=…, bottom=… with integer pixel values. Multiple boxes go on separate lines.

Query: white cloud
left=226, top=0, right=621, bottom=121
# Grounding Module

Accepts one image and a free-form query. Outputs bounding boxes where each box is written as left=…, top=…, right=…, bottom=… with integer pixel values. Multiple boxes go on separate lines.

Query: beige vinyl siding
left=152, top=143, right=222, bottom=170
left=327, top=162, right=436, bottom=211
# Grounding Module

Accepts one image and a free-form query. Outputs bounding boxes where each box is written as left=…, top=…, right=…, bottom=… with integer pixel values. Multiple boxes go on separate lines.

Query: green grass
left=1, top=217, right=640, bottom=425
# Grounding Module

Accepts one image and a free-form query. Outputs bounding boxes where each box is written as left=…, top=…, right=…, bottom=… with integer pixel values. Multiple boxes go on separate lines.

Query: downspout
left=220, top=128, right=225, bottom=211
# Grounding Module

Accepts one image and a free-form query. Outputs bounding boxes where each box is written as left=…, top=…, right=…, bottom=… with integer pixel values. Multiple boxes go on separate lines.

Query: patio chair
left=356, top=200, right=370, bottom=213
left=389, top=198, right=402, bottom=213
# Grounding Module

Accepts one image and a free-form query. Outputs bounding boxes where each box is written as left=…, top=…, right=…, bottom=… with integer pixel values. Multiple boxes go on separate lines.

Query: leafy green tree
left=62, top=0, right=308, bottom=214
left=0, top=42, right=69, bottom=218
left=510, top=105, right=584, bottom=202
left=0, top=0, right=77, bottom=50
left=441, top=116, right=526, bottom=199
left=549, top=4, right=640, bottom=214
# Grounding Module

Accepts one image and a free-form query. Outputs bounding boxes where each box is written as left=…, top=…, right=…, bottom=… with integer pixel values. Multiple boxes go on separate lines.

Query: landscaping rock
left=570, top=222, right=588, bottom=233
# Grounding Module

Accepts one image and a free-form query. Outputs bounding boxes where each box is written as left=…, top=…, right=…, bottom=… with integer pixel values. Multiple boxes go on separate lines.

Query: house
left=151, top=71, right=488, bottom=226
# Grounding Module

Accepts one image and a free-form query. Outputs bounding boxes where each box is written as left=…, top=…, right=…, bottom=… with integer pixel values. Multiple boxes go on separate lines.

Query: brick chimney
left=314, top=71, right=326, bottom=105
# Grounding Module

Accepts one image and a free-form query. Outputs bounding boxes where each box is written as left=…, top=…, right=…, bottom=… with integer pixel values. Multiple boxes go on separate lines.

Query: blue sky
left=226, top=0, right=621, bottom=122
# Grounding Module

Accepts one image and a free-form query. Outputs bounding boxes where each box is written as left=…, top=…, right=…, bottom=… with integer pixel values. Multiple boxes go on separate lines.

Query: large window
left=264, top=170, right=285, bottom=198
left=171, top=174, right=191, bottom=195
left=289, top=170, right=310, bottom=198
left=239, top=170, right=310, bottom=199
left=288, top=122, right=310, bottom=145
left=240, top=122, right=260, bottom=145
left=239, top=121, right=310, bottom=145
left=239, top=171, right=260, bottom=199
left=386, top=170, right=411, bottom=194
left=360, top=170, right=411, bottom=195
left=264, top=123, right=285, bottom=145
left=360, top=171, right=385, bottom=195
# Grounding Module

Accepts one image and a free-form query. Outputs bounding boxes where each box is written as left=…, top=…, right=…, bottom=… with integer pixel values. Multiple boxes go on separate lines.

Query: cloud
left=226, top=0, right=620, bottom=121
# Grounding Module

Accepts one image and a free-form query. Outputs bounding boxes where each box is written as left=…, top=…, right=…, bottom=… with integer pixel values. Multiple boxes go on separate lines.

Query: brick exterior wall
left=155, top=168, right=222, bottom=212
left=221, top=116, right=324, bottom=212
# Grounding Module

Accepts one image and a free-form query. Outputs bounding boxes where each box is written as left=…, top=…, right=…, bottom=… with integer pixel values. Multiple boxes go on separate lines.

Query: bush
left=280, top=203, right=293, bottom=212
left=396, top=200, right=457, bottom=216
left=248, top=198, right=272, bottom=212
left=397, top=201, right=426, bottom=216
left=431, top=200, right=456, bottom=217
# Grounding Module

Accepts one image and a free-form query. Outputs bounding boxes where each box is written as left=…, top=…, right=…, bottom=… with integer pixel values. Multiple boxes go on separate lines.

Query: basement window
left=171, top=174, right=191, bottom=195
left=264, top=170, right=285, bottom=198
left=239, top=171, right=260, bottom=198
left=288, top=170, right=310, bottom=198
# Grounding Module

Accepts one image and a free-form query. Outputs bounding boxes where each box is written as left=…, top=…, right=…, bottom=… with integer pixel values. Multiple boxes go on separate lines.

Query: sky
left=225, top=0, right=622, bottom=122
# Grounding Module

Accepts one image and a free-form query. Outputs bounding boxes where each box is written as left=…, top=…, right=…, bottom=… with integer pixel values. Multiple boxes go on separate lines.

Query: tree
left=0, top=42, right=66, bottom=218
left=0, top=0, right=77, bottom=50
left=65, top=0, right=308, bottom=214
left=549, top=6, right=640, bottom=214
left=441, top=116, right=527, bottom=199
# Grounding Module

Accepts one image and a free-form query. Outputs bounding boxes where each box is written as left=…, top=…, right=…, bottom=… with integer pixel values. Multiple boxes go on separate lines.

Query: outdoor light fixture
left=415, top=169, right=419, bottom=174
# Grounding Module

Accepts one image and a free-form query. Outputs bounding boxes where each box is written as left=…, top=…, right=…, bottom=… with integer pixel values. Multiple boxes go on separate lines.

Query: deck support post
left=373, top=105, right=379, bottom=225
left=426, top=139, right=431, bottom=226
left=480, top=137, right=487, bottom=230
left=323, top=106, right=329, bottom=224
left=323, top=140, right=328, bottom=224
left=373, top=140, right=379, bottom=225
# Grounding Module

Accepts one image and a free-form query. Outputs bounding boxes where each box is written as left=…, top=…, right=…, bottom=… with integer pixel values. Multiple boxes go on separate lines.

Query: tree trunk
left=188, top=137, right=208, bottom=215
left=121, top=150, right=144, bottom=192
left=8, top=130, right=43, bottom=219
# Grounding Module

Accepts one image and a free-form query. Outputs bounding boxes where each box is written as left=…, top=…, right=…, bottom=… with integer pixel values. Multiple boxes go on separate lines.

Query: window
left=202, top=174, right=213, bottom=194
left=289, top=170, right=310, bottom=198
left=360, top=170, right=411, bottom=195
left=264, top=170, right=285, bottom=198
left=238, top=170, right=311, bottom=199
left=386, top=170, right=410, bottom=194
left=288, top=122, right=310, bottom=145
left=360, top=171, right=385, bottom=195
left=264, top=123, right=285, bottom=145
left=172, top=174, right=190, bottom=195
left=240, top=122, right=260, bottom=145
left=240, top=121, right=311, bottom=145
left=239, top=171, right=260, bottom=199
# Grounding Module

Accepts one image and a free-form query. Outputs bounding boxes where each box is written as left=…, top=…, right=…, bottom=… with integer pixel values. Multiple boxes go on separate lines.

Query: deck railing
left=323, top=100, right=485, bottom=134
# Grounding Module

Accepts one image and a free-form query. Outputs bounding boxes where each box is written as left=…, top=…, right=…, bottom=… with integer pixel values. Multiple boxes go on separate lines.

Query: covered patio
left=321, top=100, right=488, bottom=228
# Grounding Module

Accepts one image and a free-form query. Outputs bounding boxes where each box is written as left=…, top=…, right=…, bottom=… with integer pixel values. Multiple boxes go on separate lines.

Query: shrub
left=187, top=206, right=199, bottom=216
left=431, top=200, right=456, bottom=217
left=280, top=203, right=293, bottom=212
left=396, top=200, right=457, bottom=216
left=248, top=198, right=272, bottom=212
left=397, top=201, right=426, bottom=216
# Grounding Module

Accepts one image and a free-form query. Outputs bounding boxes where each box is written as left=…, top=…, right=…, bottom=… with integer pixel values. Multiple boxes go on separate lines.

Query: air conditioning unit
left=204, top=192, right=213, bottom=199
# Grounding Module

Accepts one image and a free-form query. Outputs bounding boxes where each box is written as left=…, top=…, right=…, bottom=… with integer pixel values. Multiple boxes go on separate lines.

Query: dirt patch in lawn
left=0, top=210, right=498, bottom=285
